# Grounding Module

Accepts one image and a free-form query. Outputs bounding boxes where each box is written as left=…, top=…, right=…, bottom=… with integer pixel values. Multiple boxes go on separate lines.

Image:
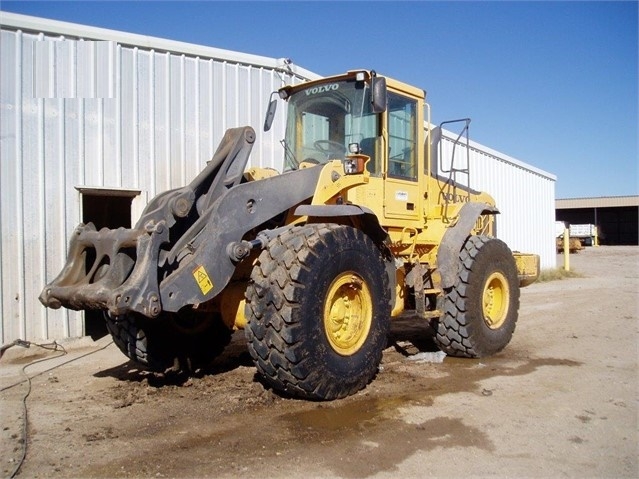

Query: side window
left=387, top=93, right=417, bottom=180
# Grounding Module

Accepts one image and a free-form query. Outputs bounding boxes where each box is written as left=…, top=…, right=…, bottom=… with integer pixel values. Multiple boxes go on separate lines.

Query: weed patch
left=537, top=268, right=584, bottom=283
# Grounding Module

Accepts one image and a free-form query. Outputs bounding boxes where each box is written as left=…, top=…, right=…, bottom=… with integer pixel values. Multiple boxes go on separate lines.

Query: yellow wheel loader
left=40, top=69, right=539, bottom=400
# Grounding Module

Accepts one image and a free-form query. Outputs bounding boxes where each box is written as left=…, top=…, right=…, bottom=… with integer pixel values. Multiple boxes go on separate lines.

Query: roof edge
left=425, top=121, right=556, bottom=181
left=556, top=196, right=639, bottom=208
left=0, top=11, right=319, bottom=80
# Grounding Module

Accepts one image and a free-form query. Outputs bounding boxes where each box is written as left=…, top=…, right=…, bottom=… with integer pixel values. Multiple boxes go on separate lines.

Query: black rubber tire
left=104, top=310, right=233, bottom=373
left=245, top=224, right=391, bottom=400
left=435, top=235, right=520, bottom=358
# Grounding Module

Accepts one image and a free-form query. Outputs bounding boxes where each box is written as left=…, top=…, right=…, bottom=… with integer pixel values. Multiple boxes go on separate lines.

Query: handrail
left=438, top=118, right=471, bottom=222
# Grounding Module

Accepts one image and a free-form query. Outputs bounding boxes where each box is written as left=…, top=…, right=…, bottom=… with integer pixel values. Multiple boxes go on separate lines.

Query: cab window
left=387, top=93, right=417, bottom=180
left=284, top=79, right=378, bottom=172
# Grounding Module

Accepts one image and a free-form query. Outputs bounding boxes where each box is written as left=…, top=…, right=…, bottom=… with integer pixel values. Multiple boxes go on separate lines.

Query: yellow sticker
left=192, top=265, right=213, bottom=295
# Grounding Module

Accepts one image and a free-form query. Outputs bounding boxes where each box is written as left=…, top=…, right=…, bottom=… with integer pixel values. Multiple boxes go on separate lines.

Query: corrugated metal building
left=0, top=12, right=316, bottom=342
left=0, top=12, right=556, bottom=343
left=433, top=126, right=556, bottom=262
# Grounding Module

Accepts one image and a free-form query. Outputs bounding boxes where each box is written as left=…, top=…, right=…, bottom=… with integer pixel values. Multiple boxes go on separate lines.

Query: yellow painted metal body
left=244, top=167, right=279, bottom=182
left=219, top=281, right=249, bottom=330
left=513, top=252, right=541, bottom=288
left=219, top=70, right=539, bottom=329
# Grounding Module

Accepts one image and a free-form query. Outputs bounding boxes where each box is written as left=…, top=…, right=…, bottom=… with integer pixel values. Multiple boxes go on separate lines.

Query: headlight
left=342, top=155, right=367, bottom=175
left=348, top=142, right=361, bottom=154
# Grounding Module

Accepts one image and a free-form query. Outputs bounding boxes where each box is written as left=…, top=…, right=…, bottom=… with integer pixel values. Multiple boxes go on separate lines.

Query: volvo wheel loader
left=40, top=69, right=539, bottom=400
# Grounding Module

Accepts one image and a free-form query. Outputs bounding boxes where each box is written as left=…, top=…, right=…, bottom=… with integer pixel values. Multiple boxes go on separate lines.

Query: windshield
left=283, top=79, right=379, bottom=172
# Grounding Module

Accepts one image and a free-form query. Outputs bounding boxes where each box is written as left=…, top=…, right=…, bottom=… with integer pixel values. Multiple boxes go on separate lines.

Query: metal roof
left=556, top=196, right=639, bottom=209
left=0, top=11, right=318, bottom=79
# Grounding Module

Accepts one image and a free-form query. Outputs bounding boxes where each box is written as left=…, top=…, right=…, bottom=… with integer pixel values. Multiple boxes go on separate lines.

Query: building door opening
left=81, top=191, right=135, bottom=339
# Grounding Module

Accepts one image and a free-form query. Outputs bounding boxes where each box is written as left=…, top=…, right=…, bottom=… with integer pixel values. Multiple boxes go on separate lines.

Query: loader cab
left=279, top=71, right=383, bottom=174
left=275, top=70, right=426, bottom=226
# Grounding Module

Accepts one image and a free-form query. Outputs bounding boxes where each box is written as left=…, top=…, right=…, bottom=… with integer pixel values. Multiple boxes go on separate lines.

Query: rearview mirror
left=371, top=76, right=387, bottom=113
left=263, top=92, right=278, bottom=131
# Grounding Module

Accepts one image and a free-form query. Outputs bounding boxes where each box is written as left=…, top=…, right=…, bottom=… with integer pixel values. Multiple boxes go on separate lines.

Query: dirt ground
left=1, top=246, right=637, bottom=478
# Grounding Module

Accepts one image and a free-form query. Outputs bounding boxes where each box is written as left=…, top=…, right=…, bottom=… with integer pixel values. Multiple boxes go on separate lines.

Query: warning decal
left=192, top=265, right=214, bottom=295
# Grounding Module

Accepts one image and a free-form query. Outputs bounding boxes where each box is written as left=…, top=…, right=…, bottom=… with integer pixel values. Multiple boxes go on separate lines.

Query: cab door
left=383, top=92, right=421, bottom=221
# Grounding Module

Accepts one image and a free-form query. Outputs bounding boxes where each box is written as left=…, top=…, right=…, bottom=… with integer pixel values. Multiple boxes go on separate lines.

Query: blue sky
left=2, top=1, right=637, bottom=198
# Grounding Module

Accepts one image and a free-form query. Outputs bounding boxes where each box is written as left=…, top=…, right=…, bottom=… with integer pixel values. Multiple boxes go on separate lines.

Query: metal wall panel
left=1, top=12, right=556, bottom=343
left=436, top=129, right=557, bottom=269
left=0, top=13, right=316, bottom=343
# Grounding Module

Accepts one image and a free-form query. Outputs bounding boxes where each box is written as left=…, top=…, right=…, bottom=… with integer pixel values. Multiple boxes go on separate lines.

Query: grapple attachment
left=39, top=220, right=168, bottom=318
left=39, top=126, right=257, bottom=319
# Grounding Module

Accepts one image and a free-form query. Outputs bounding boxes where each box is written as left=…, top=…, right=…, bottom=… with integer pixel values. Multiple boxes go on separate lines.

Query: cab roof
left=280, top=69, right=425, bottom=100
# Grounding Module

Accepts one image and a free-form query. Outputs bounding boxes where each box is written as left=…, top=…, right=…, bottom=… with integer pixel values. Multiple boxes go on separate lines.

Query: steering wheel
left=314, top=140, right=346, bottom=157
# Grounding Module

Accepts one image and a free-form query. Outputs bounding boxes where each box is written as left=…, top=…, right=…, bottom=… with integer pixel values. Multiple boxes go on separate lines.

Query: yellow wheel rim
left=482, top=272, right=510, bottom=329
left=323, top=272, right=373, bottom=356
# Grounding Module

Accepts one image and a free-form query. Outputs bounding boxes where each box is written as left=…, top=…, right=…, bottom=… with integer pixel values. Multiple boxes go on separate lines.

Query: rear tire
left=245, top=224, right=391, bottom=400
left=105, top=310, right=232, bottom=373
left=435, top=235, right=520, bottom=358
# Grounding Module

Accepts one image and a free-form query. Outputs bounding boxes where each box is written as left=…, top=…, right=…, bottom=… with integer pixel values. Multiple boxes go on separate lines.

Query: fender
left=294, top=204, right=389, bottom=245
left=437, top=202, right=499, bottom=289
left=294, top=204, right=395, bottom=311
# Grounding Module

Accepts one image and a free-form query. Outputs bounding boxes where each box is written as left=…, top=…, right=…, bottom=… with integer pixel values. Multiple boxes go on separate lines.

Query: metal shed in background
left=1, top=12, right=556, bottom=343
left=556, top=196, right=639, bottom=245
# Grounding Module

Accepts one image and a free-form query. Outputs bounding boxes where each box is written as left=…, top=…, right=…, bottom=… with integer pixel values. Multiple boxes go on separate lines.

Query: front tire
left=435, top=235, right=520, bottom=358
left=245, top=224, right=391, bottom=400
left=105, top=310, right=233, bottom=373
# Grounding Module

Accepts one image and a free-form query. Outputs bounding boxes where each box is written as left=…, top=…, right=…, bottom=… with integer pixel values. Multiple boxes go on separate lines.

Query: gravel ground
left=1, top=245, right=637, bottom=478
